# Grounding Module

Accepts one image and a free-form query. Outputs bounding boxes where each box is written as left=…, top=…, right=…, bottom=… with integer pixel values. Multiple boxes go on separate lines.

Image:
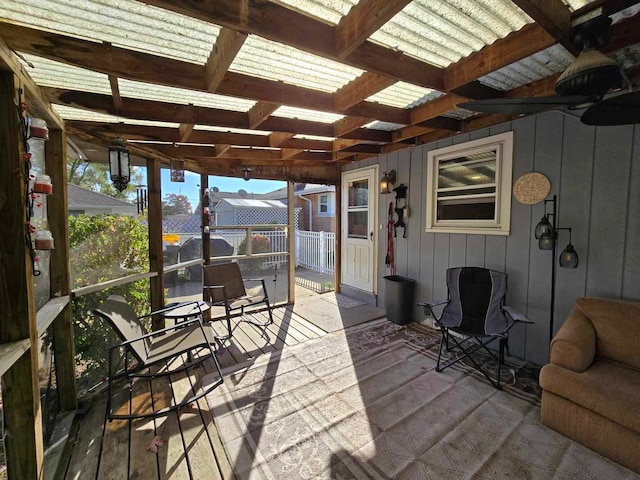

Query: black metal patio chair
left=94, top=295, right=223, bottom=420
left=202, top=262, right=274, bottom=341
left=418, top=267, right=532, bottom=389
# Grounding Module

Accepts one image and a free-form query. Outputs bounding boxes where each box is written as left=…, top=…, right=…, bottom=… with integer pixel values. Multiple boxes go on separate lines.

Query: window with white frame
left=318, top=193, right=333, bottom=216
left=426, top=132, right=513, bottom=235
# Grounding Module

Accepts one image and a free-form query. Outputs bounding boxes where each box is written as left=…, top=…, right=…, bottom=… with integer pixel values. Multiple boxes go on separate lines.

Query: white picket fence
left=168, top=229, right=334, bottom=273
left=295, top=230, right=335, bottom=274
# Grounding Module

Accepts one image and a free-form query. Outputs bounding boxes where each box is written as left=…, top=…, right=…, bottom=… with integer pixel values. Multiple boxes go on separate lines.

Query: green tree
left=68, top=214, right=150, bottom=394
left=162, top=193, right=192, bottom=216
left=67, top=157, right=145, bottom=201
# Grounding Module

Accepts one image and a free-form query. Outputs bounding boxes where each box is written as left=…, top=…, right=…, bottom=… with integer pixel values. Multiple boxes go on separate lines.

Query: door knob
left=370, top=231, right=374, bottom=240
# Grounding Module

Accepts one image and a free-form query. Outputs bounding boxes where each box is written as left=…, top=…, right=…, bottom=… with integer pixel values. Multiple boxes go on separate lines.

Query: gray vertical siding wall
left=342, top=111, right=640, bottom=366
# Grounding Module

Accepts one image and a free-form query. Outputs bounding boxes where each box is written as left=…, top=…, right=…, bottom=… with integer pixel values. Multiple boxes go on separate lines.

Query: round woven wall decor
left=513, top=172, right=551, bottom=205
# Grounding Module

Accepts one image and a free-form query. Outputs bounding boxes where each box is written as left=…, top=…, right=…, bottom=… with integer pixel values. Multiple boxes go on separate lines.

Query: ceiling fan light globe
left=555, top=49, right=622, bottom=97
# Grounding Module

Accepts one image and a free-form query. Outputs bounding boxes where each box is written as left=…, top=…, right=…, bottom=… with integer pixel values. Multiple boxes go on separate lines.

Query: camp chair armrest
left=418, top=299, right=449, bottom=308
left=243, top=278, right=267, bottom=283
left=502, top=306, right=533, bottom=324
left=114, top=317, right=204, bottom=347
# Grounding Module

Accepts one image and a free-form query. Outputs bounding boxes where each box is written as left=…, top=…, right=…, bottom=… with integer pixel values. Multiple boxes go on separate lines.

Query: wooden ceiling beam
left=280, top=148, right=304, bottom=159
left=335, top=0, right=412, bottom=58
left=0, top=23, right=404, bottom=123
left=409, top=94, right=468, bottom=125
left=108, top=75, right=122, bottom=110
left=43, top=87, right=390, bottom=141
left=189, top=160, right=340, bottom=184
left=444, top=23, right=557, bottom=92
left=269, top=132, right=294, bottom=148
left=65, top=121, right=334, bottom=150
left=248, top=101, right=281, bottom=129
left=333, top=116, right=373, bottom=137
left=143, top=0, right=445, bottom=90
left=510, top=0, right=578, bottom=55
left=571, top=0, right=640, bottom=18
left=205, top=27, right=247, bottom=92
left=214, top=144, right=231, bottom=157
left=178, top=123, right=194, bottom=142
left=334, top=72, right=396, bottom=112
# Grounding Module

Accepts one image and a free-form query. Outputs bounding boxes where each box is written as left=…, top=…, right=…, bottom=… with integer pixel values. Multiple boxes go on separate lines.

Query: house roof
left=217, top=198, right=287, bottom=209
left=67, top=183, right=135, bottom=209
left=1, top=1, right=639, bottom=183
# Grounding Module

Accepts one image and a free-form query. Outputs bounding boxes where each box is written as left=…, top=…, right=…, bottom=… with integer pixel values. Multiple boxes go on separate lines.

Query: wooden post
left=201, top=174, right=210, bottom=265
left=0, top=71, right=44, bottom=480
left=147, top=158, right=164, bottom=330
left=287, top=181, right=295, bottom=304
left=45, top=128, right=77, bottom=411
left=334, top=179, right=342, bottom=293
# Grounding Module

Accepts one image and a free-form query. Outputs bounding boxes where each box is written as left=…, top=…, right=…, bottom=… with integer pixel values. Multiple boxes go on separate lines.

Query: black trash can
left=383, top=275, right=416, bottom=325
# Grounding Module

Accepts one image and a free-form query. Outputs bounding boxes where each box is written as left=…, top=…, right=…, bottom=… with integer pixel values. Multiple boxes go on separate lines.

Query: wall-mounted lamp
left=380, top=169, right=396, bottom=194
left=242, top=167, right=252, bottom=181
left=534, top=194, right=579, bottom=346
left=108, top=137, right=130, bottom=192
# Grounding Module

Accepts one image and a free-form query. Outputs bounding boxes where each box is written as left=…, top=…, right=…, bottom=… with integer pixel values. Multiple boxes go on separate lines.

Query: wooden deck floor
left=62, top=306, right=328, bottom=480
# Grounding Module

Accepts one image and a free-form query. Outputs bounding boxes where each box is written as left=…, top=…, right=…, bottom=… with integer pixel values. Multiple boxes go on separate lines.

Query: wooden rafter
left=269, top=132, right=294, bottom=147
left=178, top=123, right=194, bottom=142
left=142, top=0, right=446, bottom=91
left=333, top=116, right=373, bottom=137
left=205, top=27, right=247, bottom=92
left=334, top=72, right=396, bottom=112
left=108, top=75, right=122, bottom=110
left=444, top=23, right=557, bottom=92
left=0, top=23, right=406, bottom=124
left=335, top=0, right=411, bottom=58
left=42, top=87, right=392, bottom=142
left=248, top=101, right=281, bottom=129
left=511, top=0, right=578, bottom=55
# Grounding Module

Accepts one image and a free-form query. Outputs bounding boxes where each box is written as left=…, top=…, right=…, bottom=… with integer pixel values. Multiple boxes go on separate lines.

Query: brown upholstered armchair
left=540, top=297, right=640, bottom=474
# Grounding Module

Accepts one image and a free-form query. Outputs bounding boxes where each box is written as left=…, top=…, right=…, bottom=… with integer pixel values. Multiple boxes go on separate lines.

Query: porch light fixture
left=535, top=195, right=580, bottom=347
left=108, top=137, right=130, bottom=192
left=242, top=167, right=252, bottom=181
left=380, top=169, right=396, bottom=194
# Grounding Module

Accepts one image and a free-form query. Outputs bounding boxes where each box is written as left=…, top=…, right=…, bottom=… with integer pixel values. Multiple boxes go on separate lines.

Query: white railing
left=213, top=229, right=288, bottom=266
left=295, top=230, right=335, bottom=274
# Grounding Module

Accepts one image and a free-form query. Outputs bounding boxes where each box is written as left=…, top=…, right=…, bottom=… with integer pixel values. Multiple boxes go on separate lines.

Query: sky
left=159, top=168, right=286, bottom=208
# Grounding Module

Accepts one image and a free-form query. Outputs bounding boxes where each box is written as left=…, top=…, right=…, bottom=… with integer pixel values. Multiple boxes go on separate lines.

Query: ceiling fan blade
left=581, top=91, right=640, bottom=126
left=458, top=96, right=596, bottom=115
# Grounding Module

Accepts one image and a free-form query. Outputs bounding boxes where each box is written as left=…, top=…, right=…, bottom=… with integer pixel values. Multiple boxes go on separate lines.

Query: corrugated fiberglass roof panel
left=366, top=82, right=444, bottom=108
left=0, top=0, right=221, bottom=64
left=369, top=0, right=533, bottom=67
left=478, top=44, right=574, bottom=91
left=230, top=35, right=364, bottom=93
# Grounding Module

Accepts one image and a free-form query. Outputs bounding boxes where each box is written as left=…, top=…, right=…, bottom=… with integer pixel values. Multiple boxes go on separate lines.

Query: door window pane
left=348, top=211, right=368, bottom=239
left=348, top=180, right=368, bottom=207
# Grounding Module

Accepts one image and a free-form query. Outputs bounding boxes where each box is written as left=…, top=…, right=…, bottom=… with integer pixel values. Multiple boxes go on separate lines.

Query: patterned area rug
left=204, top=319, right=638, bottom=479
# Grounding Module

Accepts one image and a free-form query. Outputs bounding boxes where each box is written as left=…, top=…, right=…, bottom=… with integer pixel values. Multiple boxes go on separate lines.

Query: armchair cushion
left=550, top=306, right=596, bottom=373
left=540, top=359, right=640, bottom=434
left=576, top=297, right=640, bottom=370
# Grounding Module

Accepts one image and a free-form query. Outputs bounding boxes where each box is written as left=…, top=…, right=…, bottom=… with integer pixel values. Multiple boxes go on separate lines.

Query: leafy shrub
left=237, top=234, right=271, bottom=270
left=68, top=214, right=150, bottom=394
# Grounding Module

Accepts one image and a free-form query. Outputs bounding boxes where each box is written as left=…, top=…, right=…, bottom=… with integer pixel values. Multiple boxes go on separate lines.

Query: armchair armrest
left=550, top=306, right=596, bottom=373
left=114, top=316, right=204, bottom=348
left=502, top=306, right=533, bottom=324
left=417, top=299, right=449, bottom=309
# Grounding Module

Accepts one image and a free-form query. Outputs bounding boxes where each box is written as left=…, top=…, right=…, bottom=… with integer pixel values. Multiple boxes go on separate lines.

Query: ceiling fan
left=458, top=16, right=640, bottom=126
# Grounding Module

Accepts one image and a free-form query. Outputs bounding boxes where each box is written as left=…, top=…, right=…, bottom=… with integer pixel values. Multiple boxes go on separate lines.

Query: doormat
left=319, top=293, right=365, bottom=309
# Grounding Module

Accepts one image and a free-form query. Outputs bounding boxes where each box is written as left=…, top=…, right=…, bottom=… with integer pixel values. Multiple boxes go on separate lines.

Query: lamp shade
left=534, top=215, right=552, bottom=239
left=380, top=169, right=396, bottom=194
left=560, top=243, right=579, bottom=268
left=108, top=138, right=131, bottom=192
left=539, top=232, right=554, bottom=250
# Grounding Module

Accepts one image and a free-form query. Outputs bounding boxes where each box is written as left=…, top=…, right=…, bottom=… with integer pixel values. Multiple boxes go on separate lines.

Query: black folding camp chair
left=94, top=296, right=223, bottom=420
left=418, top=267, right=532, bottom=389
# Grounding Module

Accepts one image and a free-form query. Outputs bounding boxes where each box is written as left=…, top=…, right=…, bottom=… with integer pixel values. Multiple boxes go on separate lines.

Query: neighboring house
left=214, top=198, right=299, bottom=228
left=264, top=183, right=335, bottom=232
left=67, top=183, right=137, bottom=217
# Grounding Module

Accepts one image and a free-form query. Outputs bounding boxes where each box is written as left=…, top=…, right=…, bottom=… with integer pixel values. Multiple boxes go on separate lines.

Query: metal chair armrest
left=418, top=299, right=449, bottom=308
left=138, top=300, right=203, bottom=319
left=502, top=306, right=533, bottom=323
left=112, top=317, right=204, bottom=348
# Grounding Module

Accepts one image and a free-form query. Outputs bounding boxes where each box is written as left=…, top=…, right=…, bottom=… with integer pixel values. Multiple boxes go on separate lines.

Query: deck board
left=63, top=303, right=339, bottom=480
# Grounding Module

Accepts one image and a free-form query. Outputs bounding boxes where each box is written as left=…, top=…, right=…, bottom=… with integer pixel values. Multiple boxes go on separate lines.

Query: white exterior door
left=341, top=166, right=377, bottom=293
